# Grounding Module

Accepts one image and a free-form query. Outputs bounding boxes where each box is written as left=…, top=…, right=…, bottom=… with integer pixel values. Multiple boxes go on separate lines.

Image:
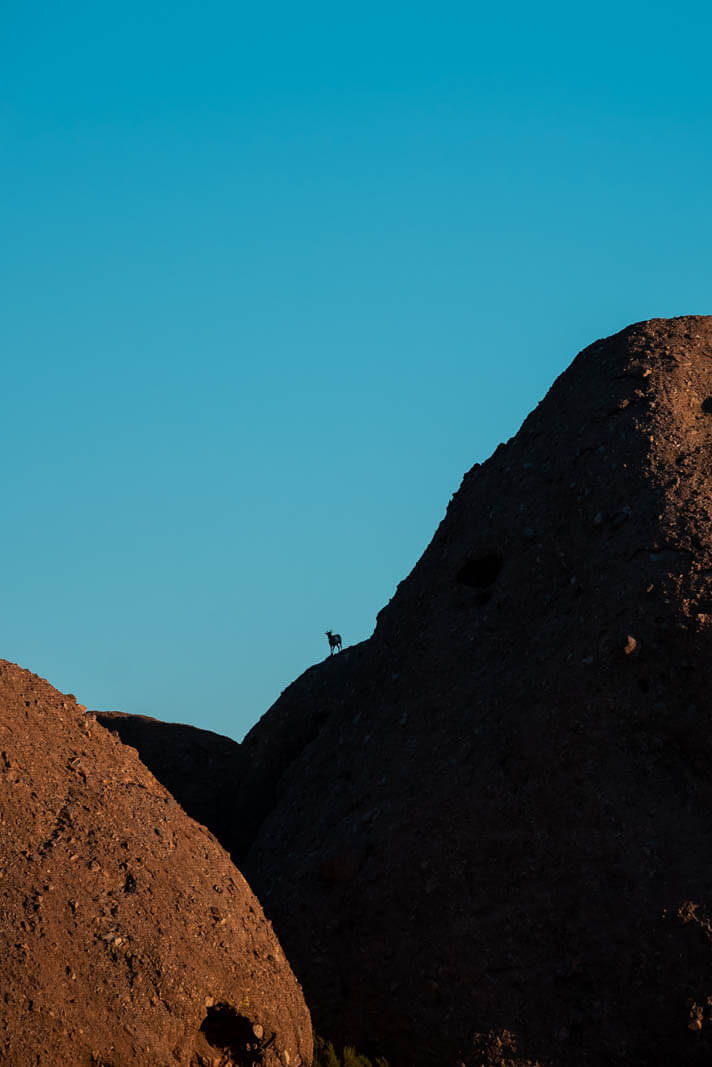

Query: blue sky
left=2, top=1, right=711, bottom=739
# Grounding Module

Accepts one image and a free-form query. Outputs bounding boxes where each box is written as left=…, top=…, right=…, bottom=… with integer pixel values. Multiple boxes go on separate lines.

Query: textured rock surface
left=229, top=316, right=712, bottom=1065
left=0, top=661, right=312, bottom=1066
left=95, top=711, right=241, bottom=849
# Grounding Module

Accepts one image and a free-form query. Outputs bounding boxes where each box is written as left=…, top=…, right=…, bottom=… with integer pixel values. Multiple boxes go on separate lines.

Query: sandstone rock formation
left=0, top=661, right=312, bottom=1066
left=227, top=316, right=712, bottom=1065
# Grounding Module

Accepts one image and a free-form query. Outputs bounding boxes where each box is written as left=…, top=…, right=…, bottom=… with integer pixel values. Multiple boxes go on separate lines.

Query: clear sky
left=2, top=1, right=711, bottom=740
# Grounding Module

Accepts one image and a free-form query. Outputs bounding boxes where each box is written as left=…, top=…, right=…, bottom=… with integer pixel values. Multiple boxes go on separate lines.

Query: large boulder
left=229, top=316, right=712, bottom=1065
left=0, top=660, right=312, bottom=1066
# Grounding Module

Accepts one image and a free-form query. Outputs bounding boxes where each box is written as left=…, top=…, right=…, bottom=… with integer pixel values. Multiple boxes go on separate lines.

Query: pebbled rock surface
left=229, top=316, right=712, bottom=1065
left=95, top=711, right=241, bottom=850
left=0, top=661, right=312, bottom=1067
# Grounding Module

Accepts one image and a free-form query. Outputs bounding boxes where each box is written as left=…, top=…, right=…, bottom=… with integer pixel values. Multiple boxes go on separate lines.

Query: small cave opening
left=702, top=397, right=712, bottom=414
left=457, top=553, right=504, bottom=589
left=199, top=1004, right=265, bottom=1065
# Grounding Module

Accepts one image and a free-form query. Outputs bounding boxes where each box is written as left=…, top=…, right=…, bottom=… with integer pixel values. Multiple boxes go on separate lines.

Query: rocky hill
left=224, top=316, right=712, bottom=1065
left=0, top=661, right=312, bottom=1066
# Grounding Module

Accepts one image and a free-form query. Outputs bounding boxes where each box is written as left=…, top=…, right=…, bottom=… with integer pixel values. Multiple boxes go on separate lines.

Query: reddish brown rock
left=0, top=660, right=312, bottom=1066
left=94, top=711, right=241, bottom=848
left=228, top=316, right=712, bottom=1065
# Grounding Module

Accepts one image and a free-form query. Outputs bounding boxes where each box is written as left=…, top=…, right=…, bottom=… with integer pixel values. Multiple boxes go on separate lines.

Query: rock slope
left=229, top=316, right=712, bottom=1065
left=95, top=711, right=241, bottom=850
left=0, top=660, right=312, bottom=1066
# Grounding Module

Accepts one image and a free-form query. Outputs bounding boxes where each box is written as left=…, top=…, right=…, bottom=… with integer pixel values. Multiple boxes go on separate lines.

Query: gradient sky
left=2, top=0, right=711, bottom=740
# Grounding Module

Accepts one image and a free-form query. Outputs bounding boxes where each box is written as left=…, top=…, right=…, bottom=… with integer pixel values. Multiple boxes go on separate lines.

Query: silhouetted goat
left=326, top=630, right=342, bottom=655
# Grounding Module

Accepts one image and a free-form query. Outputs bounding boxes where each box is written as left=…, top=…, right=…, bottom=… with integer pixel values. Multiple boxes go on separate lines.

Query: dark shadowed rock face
left=95, top=711, right=241, bottom=848
left=229, top=316, right=712, bottom=1066
left=0, top=661, right=312, bottom=1067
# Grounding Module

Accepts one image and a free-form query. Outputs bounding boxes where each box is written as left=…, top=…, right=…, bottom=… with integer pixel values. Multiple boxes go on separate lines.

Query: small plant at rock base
left=313, top=1034, right=389, bottom=1067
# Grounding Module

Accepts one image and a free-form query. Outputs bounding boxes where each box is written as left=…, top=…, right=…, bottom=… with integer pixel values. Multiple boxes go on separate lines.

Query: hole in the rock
left=702, top=397, right=712, bottom=414
left=199, top=1004, right=263, bottom=1065
left=457, top=553, right=504, bottom=589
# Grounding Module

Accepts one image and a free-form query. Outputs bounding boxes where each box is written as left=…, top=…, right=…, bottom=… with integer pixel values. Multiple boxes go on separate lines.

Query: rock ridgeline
left=0, top=661, right=312, bottom=1066
left=223, top=316, right=712, bottom=1065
